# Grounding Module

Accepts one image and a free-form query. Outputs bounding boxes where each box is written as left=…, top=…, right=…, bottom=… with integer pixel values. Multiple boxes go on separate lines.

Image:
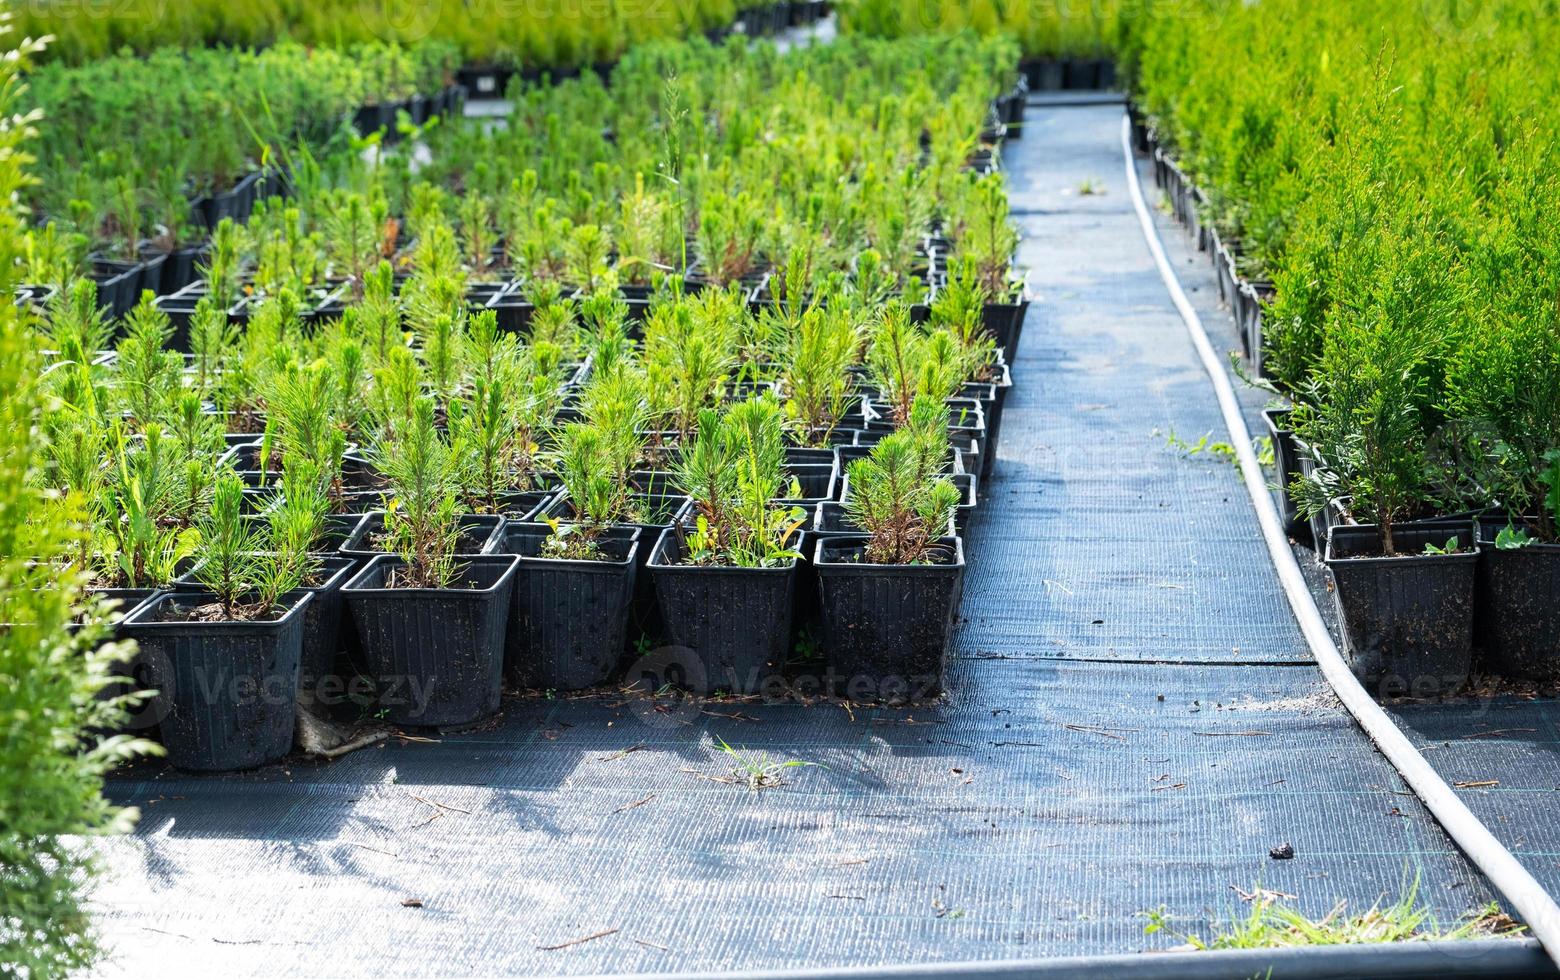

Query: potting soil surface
left=89, top=103, right=1540, bottom=977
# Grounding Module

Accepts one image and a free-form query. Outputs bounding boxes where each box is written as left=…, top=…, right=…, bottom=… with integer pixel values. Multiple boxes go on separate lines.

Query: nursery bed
left=88, top=104, right=1511, bottom=976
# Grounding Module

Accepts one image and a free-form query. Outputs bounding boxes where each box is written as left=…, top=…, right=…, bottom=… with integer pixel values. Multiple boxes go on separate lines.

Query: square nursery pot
left=91, top=258, right=139, bottom=319
left=980, top=293, right=1030, bottom=367
left=501, top=523, right=640, bottom=691
left=814, top=536, right=966, bottom=702
left=1475, top=517, right=1560, bottom=682
left=339, top=511, right=506, bottom=559
left=82, top=586, right=164, bottom=735
left=1325, top=522, right=1477, bottom=695
left=342, top=554, right=519, bottom=727
left=122, top=589, right=313, bottom=771
left=296, top=557, right=359, bottom=702
left=646, top=527, right=797, bottom=696
left=1263, top=407, right=1305, bottom=537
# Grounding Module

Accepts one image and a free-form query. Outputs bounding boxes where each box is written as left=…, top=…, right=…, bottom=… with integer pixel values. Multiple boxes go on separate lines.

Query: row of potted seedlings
left=35, top=34, right=1030, bottom=770
left=1135, top=1, right=1560, bottom=695
left=65, top=281, right=1012, bottom=770
left=23, top=41, right=469, bottom=320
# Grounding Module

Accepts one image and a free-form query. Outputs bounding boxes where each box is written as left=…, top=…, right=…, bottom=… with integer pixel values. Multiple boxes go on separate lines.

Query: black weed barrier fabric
left=90, top=106, right=1508, bottom=976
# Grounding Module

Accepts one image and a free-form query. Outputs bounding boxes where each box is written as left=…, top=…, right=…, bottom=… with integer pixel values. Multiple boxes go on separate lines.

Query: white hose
left=1119, top=113, right=1560, bottom=966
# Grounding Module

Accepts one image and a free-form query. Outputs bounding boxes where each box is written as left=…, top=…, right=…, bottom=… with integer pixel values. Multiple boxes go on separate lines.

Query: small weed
left=1142, top=877, right=1523, bottom=950
left=715, top=737, right=818, bottom=791
left=1077, top=178, right=1105, bottom=196
left=1495, top=524, right=1534, bottom=550
left=1423, top=537, right=1461, bottom=556
left=1157, top=427, right=1273, bottom=470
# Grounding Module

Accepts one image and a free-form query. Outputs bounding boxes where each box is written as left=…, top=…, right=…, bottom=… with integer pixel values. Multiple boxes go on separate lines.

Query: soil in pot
left=1326, top=522, right=1477, bottom=696
left=813, top=536, right=966, bottom=702
left=502, top=523, right=640, bottom=691
left=122, top=590, right=312, bottom=771
left=341, top=554, right=518, bottom=727
left=646, top=527, right=797, bottom=696
left=1475, top=518, right=1560, bottom=683
left=339, top=511, right=506, bottom=559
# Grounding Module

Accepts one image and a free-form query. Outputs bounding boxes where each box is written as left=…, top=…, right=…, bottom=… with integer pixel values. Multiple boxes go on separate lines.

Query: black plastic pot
left=341, top=554, right=518, bottom=727
left=486, top=285, right=534, bottom=333
left=981, top=297, right=1028, bottom=368
left=339, top=511, right=506, bottom=560
left=122, top=590, right=311, bottom=771
left=136, top=251, right=168, bottom=298
left=814, top=536, right=965, bottom=701
left=501, top=523, right=640, bottom=691
left=296, top=557, right=359, bottom=701
left=1263, top=407, right=1305, bottom=537
left=91, top=258, right=139, bottom=319
left=547, top=491, right=690, bottom=646
left=647, top=527, right=797, bottom=695
left=84, top=586, right=163, bottom=733
left=1325, top=522, right=1477, bottom=694
left=160, top=243, right=210, bottom=296
left=1475, top=517, right=1560, bottom=682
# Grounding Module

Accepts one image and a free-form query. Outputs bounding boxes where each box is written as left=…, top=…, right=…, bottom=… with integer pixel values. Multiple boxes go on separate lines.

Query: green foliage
left=192, top=470, right=308, bottom=619
left=777, top=306, right=861, bottom=447
left=544, top=423, right=629, bottom=559
left=673, top=398, right=806, bottom=568
left=1142, top=876, right=1521, bottom=949
left=374, top=395, right=471, bottom=589
left=0, top=28, right=158, bottom=978
left=848, top=411, right=954, bottom=561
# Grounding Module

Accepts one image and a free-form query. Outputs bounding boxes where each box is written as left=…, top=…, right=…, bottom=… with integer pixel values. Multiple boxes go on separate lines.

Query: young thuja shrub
left=674, top=397, right=807, bottom=568
left=374, top=396, right=472, bottom=589
left=1294, top=320, right=1434, bottom=556
left=1, top=30, right=163, bottom=964
left=778, top=305, right=861, bottom=447
left=191, top=469, right=309, bottom=621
